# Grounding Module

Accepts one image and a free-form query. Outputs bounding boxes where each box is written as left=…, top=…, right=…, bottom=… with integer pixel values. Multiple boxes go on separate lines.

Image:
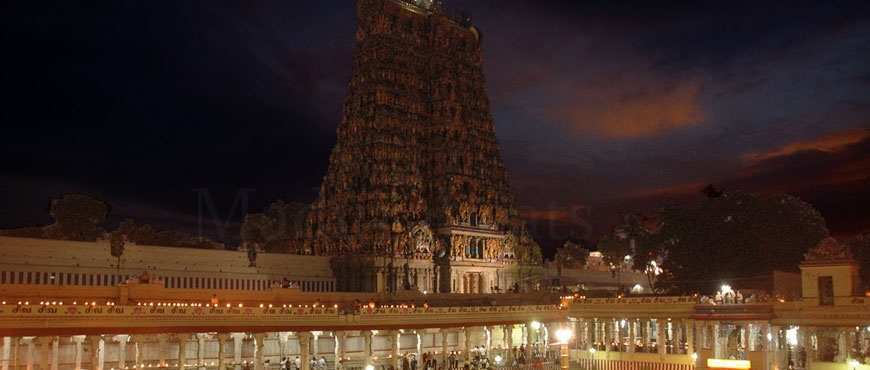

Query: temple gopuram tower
left=305, top=0, right=541, bottom=293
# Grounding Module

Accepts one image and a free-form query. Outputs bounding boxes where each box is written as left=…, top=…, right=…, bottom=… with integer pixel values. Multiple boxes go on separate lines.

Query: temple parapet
left=0, top=302, right=563, bottom=336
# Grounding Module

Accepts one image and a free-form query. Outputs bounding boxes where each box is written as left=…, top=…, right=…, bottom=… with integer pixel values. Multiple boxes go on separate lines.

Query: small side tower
left=799, top=237, right=862, bottom=305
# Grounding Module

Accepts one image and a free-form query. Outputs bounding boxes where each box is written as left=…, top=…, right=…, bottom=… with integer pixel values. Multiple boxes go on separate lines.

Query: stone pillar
left=197, top=335, right=206, bottom=367
left=504, top=325, right=513, bottom=363
left=87, top=336, right=102, bottom=370
left=35, top=337, right=52, bottom=370
left=116, top=336, right=126, bottom=370
left=415, top=331, right=423, bottom=370
left=604, top=320, right=612, bottom=352
left=742, top=323, right=751, bottom=357
left=360, top=331, right=372, bottom=368
left=312, top=332, right=320, bottom=362
left=805, top=327, right=816, bottom=365
left=157, top=335, right=168, bottom=367
left=842, top=327, right=853, bottom=363
left=129, top=335, right=144, bottom=367
left=761, top=323, right=770, bottom=370
left=591, top=320, right=598, bottom=351
left=464, top=328, right=473, bottom=365
left=334, top=331, right=346, bottom=370
left=25, top=339, right=33, bottom=370
left=232, top=334, right=244, bottom=365
left=627, top=320, right=635, bottom=353
left=685, top=320, right=695, bottom=359
left=253, top=333, right=265, bottom=370
left=71, top=337, right=82, bottom=370
left=771, top=325, right=783, bottom=370
left=392, top=331, right=401, bottom=370
left=440, top=329, right=448, bottom=366
left=656, top=319, right=666, bottom=359
left=712, top=322, right=721, bottom=359
left=9, top=338, right=18, bottom=370
left=483, top=326, right=492, bottom=363
left=522, top=324, right=529, bottom=349
left=217, top=334, right=231, bottom=370
left=51, top=338, right=58, bottom=370
left=2, top=337, right=10, bottom=370
left=542, top=325, right=549, bottom=353
left=278, top=333, right=288, bottom=360
left=177, top=335, right=188, bottom=370
left=524, top=324, right=533, bottom=358
left=640, top=320, right=649, bottom=353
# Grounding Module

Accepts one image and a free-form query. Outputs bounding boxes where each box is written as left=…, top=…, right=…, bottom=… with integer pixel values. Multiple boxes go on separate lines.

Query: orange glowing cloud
left=629, top=182, right=708, bottom=199
left=742, top=128, right=870, bottom=162
left=827, top=158, right=870, bottom=185
left=520, top=209, right=572, bottom=222
left=553, top=82, right=704, bottom=139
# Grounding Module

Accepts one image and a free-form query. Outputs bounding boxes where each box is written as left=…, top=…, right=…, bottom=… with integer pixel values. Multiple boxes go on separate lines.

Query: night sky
left=2, top=1, right=869, bottom=257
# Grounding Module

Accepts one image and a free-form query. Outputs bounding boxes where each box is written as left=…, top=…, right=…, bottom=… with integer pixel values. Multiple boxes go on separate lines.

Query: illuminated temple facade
left=4, top=2, right=869, bottom=370
left=1, top=237, right=869, bottom=370
left=303, top=0, right=540, bottom=293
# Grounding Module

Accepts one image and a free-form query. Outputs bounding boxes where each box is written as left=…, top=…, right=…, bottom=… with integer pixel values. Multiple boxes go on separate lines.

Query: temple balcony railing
left=0, top=282, right=560, bottom=306
left=692, top=302, right=776, bottom=321
left=0, top=302, right=566, bottom=336
left=567, top=296, right=698, bottom=320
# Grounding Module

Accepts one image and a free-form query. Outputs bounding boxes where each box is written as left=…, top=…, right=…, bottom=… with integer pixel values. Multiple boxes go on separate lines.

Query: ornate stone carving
left=410, top=222, right=433, bottom=254
left=304, top=0, right=540, bottom=262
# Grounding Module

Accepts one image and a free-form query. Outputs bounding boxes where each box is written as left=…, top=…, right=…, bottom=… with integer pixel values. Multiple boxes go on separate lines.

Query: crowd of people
left=274, top=356, right=329, bottom=370
left=241, top=344, right=553, bottom=370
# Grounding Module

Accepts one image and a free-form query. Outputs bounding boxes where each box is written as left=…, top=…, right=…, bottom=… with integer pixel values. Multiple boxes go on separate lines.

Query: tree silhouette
left=49, top=194, right=109, bottom=241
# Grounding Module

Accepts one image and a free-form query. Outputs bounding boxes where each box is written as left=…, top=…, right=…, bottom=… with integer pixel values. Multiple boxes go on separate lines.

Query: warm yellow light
left=555, top=328, right=573, bottom=343
left=707, top=359, right=751, bottom=370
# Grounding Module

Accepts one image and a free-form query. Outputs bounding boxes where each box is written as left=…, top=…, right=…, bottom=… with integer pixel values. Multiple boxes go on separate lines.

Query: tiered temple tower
left=305, top=0, right=540, bottom=292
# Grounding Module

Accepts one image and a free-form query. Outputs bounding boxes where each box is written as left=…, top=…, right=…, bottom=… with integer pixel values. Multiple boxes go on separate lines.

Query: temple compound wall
left=2, top=239, right=869, bottom=370
left=0, top=237, right=649, bottom=295
left=0, top=293, right=567, bottom=370
left=0, top=237, right=335, bottom=293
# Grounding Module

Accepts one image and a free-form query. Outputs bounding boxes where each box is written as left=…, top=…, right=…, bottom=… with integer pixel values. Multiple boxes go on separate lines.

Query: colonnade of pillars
left=568, top=318, right=870, bottom=370
left=697, top=323, right=869, bottom=369
left=0, top=323, right=563, bottom=370
left=572, top=318, right=694, bottom=357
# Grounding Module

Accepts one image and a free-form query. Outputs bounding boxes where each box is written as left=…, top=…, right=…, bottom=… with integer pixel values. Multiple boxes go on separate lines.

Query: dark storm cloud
left=0, top=1, right=356, bottom=240
left=459, top=0, right=870, bottom=254
left=606, top=129, right=870, bottom=237
left=1, top=1, right=868, bottom=254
